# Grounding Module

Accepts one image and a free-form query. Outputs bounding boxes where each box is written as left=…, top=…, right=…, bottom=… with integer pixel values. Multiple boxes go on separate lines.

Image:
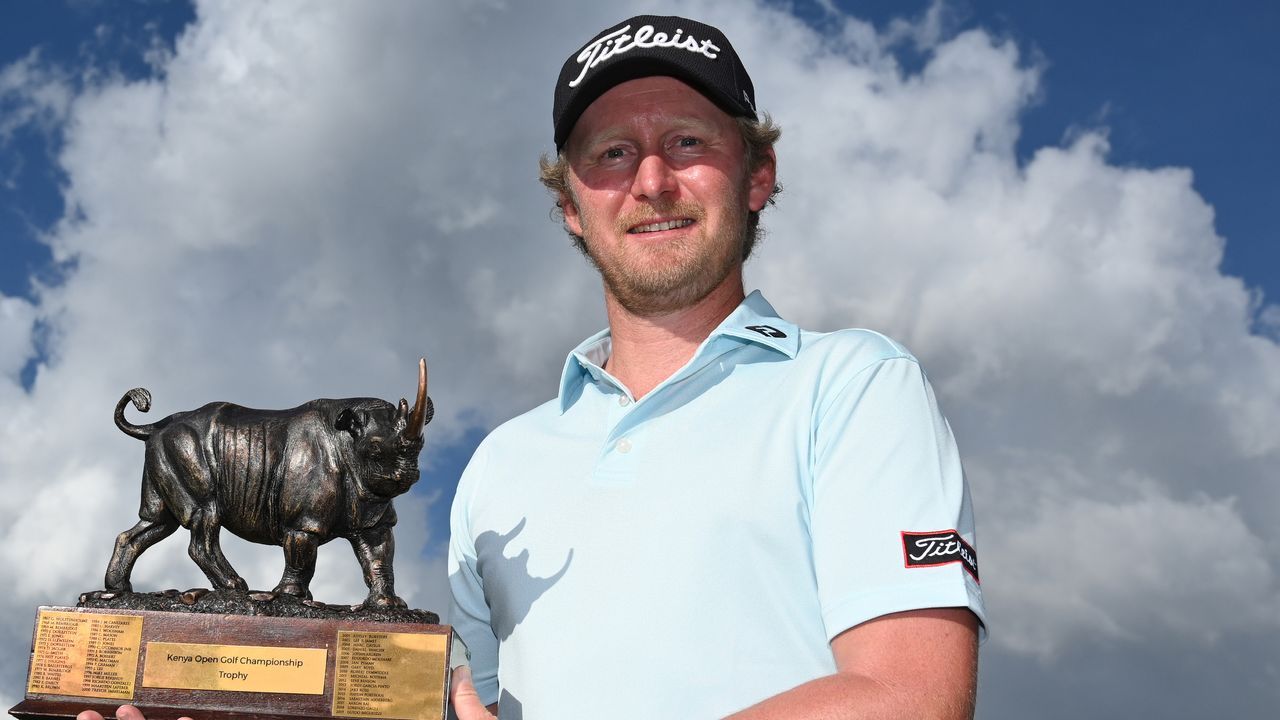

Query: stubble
left=574, top=189, right=751, bottom=317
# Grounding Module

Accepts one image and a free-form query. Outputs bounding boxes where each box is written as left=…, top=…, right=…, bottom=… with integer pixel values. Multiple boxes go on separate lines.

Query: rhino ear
left=335, top=408, right=364, bottom=439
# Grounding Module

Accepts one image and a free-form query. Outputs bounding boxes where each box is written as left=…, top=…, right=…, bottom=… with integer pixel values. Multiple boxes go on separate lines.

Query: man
left=78, top=14, right=983, bottom=720
left=448, top=14, right=985, bottom=720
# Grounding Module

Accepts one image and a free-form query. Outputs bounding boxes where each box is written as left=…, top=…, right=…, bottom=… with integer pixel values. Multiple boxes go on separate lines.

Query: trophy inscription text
left=27, top=610, right=143, bottom=700
left=332, top=631, right=448, bottom=719
left=141, top=642, right=327, bottom=694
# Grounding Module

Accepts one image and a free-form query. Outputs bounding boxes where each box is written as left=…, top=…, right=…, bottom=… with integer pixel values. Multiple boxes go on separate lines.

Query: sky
left=0, top=1, right=1277, bottom=718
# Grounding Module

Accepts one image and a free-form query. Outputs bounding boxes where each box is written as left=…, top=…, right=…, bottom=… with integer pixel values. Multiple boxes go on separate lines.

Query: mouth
left=627, top=218, right=694, bottom=234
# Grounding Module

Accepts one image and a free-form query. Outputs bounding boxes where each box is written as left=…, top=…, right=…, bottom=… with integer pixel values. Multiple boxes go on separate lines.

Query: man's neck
left=602, top=274, right=746, bottom=400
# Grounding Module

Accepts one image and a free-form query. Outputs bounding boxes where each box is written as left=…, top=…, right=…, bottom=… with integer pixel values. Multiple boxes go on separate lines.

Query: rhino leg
left=187, top=504, right=247, bottom=592
left=106, top=462, right=179, bottom=592
left=274, top=530, right=319, bottom=599
left=351, top=525, right=405, bottom=608
left=151, top=426, right=244, bottom=590
left=105, top=517, right=178, bottom=592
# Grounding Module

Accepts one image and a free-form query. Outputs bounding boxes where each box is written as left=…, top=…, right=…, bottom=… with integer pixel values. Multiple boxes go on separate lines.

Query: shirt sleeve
left=810, top=355, right=986, bottom=641
left=447, top=440, right=501, bottom=705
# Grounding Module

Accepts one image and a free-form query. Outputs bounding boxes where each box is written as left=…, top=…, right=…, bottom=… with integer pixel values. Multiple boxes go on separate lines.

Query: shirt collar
left=715, top=290, right=800, bottom=358
left=557, top=290, right=798, bottom=412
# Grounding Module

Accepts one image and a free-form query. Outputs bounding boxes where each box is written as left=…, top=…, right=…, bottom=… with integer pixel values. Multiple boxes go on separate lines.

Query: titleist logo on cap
left=568, top=24, right=723, bottom=88
left=552, top=15, right=755, bottom=149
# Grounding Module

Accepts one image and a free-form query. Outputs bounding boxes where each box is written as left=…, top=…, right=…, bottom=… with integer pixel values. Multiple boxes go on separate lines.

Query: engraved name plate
left=142, top=642, right=327, bottom=694
left=332, top=631, right=448, bottom=720
left=12, top=606, right=451, bottom=720
left=26, top=610, right=143, bottom=701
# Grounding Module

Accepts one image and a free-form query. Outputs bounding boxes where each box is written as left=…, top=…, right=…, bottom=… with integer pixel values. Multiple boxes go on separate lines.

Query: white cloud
left=0, top=0, right=1276, bottom=715
left=0, top=295, right=36, bottom=382
left=0, top=49, right=72, bottom=143
left=985, top=467, right=1278, bottom=657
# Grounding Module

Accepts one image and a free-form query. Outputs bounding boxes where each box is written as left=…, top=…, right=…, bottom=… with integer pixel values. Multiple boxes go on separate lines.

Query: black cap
left=552, top=15, right=757, bottom=150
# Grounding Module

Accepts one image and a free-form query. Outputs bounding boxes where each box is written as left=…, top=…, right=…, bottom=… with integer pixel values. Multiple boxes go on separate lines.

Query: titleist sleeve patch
left=901, top=530, right=980, bottom=583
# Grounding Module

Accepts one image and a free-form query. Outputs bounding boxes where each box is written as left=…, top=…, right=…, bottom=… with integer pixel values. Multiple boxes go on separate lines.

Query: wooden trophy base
left=11, top=604, right=452, bottom=720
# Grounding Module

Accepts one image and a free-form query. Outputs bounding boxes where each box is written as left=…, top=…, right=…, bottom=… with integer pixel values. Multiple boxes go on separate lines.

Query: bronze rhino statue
left=105, top=359, right=433, bottom=609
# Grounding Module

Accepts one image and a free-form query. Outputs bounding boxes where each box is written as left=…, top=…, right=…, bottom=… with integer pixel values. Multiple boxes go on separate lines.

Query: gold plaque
left=26, top=609, right=143, bottom=700
left=13, top=607, right=451, bottom=720
left=142, top=641, right=327, bottom=694
left=332, top=630, right=448, bottom=719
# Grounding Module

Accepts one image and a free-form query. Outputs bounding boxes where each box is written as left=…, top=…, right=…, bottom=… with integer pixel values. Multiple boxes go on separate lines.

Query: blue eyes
left=593, top=135, right=706, bottom=161
left=597, top=137, right=703, bottom=162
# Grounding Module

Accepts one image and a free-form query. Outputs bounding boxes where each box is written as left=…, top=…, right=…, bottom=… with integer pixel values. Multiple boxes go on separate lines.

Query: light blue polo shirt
left=448, top=291, right=985, bottom=719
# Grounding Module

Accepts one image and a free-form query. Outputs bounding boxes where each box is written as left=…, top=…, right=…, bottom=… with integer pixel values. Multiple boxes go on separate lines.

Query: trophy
left=11, top=359, right=454, bottom=720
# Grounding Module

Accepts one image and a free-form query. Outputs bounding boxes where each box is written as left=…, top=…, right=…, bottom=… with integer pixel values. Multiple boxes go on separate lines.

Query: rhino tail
left=115, top=388, right=156, bottom=440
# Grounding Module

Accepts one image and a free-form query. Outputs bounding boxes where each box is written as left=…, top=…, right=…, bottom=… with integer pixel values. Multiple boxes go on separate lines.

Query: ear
left=747, top=146, right=777, bottom=213
left=560, top=191, right=584, bottom=237
left=335, top=408, right=364, bottom=439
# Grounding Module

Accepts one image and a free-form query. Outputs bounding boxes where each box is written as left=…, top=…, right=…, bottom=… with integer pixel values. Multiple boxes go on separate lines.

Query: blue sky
left=1, top=2, right=1277, bottom=718
left=4, top=1, right=1277, bottom=320
left=937, top=0, right=1279, bottom=306
left=0, top=1, right=191, bottom=298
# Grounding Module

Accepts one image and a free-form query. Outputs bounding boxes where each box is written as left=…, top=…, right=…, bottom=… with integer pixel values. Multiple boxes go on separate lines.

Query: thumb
left=449, top=666, right=496, bottom=719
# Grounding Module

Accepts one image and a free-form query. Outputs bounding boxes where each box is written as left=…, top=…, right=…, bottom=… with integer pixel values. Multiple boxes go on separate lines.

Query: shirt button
left=616, top=438, right=632, bottom=454
left=618, top=395, right=631, bottom=407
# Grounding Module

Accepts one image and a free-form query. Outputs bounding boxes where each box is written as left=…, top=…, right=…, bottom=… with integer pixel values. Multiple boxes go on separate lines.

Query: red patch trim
left=901, top=529, right=980, bottom=583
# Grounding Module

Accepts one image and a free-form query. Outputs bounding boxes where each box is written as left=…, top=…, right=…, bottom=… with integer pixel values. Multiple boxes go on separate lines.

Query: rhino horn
left=405, top=357, right=429, bottom=440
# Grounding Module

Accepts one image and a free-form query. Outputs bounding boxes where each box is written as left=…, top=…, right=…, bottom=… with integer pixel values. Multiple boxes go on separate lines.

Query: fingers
left=115, top=705, right=147, bottom=720
left=77, top=706, right=143, bottom=720
left=449, top=666, right=497, bottom=720
left=76, top=705, right=192, bottom=720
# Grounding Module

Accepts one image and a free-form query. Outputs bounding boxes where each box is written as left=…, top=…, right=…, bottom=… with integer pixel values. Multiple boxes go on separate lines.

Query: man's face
left=561, top=76, right=776, bottom=316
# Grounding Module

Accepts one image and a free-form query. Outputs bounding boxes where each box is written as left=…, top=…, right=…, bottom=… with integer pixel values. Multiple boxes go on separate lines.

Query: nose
left=630, top=152, right=677, bottom=201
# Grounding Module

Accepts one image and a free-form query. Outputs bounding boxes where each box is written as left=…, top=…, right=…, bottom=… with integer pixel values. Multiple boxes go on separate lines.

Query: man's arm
left=447, top=438, right=503, bottom=712
left=726, top=607, right=979, bottom=720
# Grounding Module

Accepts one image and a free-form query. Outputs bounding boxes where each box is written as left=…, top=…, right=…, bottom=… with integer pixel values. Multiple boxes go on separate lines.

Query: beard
left=575, top=192, right=751, bottom=317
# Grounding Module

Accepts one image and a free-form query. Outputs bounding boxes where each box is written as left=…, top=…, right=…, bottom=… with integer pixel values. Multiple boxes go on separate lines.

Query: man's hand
left=76, top=705, right=192, bottom=720
left=449, top=666, right=498, bottom=719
